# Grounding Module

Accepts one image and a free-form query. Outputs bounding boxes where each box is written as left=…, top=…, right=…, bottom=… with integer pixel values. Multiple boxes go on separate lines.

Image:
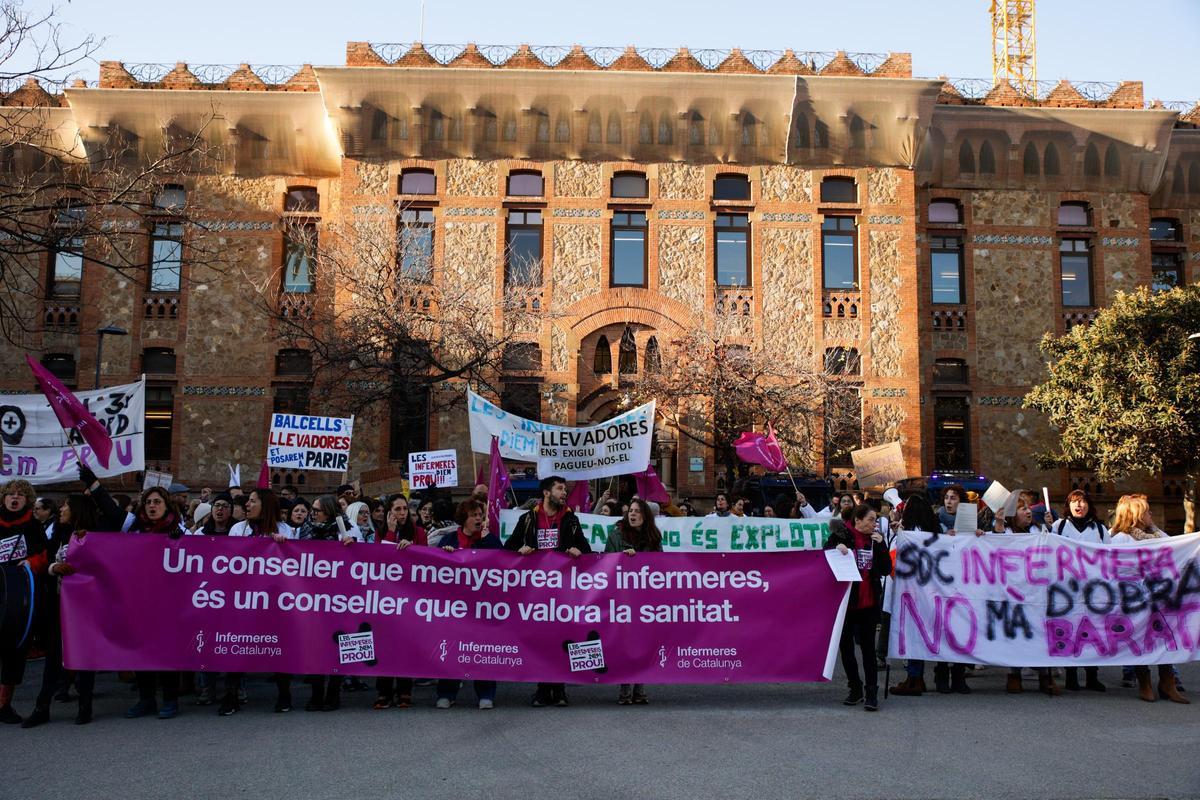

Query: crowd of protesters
left=0, top=470, right=1192, bottom=728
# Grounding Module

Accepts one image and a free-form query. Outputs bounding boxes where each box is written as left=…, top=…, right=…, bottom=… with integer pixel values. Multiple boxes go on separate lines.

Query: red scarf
left=138, top=510, right=180, bottom=535
left=456, top=525, right=482, bottom=550
left=848, top=523, right=876, bottom=608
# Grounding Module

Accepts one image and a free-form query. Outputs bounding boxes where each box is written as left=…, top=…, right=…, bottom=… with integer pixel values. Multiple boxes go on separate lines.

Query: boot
left=1158, top=665, right=1190, bottom=704
left=19, top=705, right=49, bottom=729
left=864, top=685, right=879, bottom=712
left=1006, top=672, right=1023, bottom=694
left=1064, top=668, right=1081, bottom=691
left=74, top=700, right=92, bottom=725
left=305, top=680, right=325, bottom=712
left=0, top=684, right=20, bottom=724
left=322, top=681, right=341, bottom=711
left=1038, top=671, right=1061, bottom=697
left=950, top=664, right=971, bottom=694
left=274, top=677, right=292, bottom=713
left=842, top=683, right=864, bottom=706
left=1083, top=667, right=1106, bottom=692
left=889, top=677, right=924, bottom=696
left=1135, top=667, right=1155, bottom=702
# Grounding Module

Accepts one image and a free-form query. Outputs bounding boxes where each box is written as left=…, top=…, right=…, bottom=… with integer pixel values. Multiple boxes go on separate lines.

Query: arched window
left=618, top=326, right=638, bottom=374
left=1043, top=142, right=1061, bottom=176
left=606, top=113, right=622, bottom=144
left=848, top=115, right=866, bottom=150
left=429, top=112, right=445, bottom=141
left=708, top=120, right=722, bottom=146
left=740, top=115, right=756, bottom=146
left=958, top=140, right=976, bottom=174
left=814, top=120, right=829, bottom=149
left=502, top=116, right=517, bottom=142
left=507, top=170, right=543, bottom=196
left=645, top=336, right=661, bottom=373
left=1058, top=202, right=1090, bottom=227
left=658, top=114, right=673, bottom=145
left=400, top=168, right=436, bottom=195
left=535, top=116, right=550, bottom=143
left=555, top=117, right=570, bottom=143
left=1104, top=144, right=1121, bottom=178
left=611, top=171, right=648, bottom=198
left=1189, top=161, right=1200, bottom=195
left=593, top=336, right=612, bottom=375
left=155, top=184, right=186, bottom=211
left=483, top=114, right=498, bottom=142
left=638, top=113, right=653, bottom=145
left=587, top=114, right=601, bottom=144
left=929, top=199, right=962, bottom=224
left=1023, top=142, right=1040, bottom=176
left=370, top=108, right=389, bottom=141
left=820, top=176, right=857, bottom=203
left=689, top=113, right=704, bottom=145
left=713, top=174, right=751, bottom=201
left=979, top=140, right=996, bottom=174
left=1084, top=143, right=1101, bottom=176
left=793, top=113, right=809, bottom=149
left=284, top=186, right=319, bottom=213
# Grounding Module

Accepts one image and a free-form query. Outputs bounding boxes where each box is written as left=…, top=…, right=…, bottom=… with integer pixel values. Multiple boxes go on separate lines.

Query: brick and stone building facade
left=2, top=43, right=1198, bottom=519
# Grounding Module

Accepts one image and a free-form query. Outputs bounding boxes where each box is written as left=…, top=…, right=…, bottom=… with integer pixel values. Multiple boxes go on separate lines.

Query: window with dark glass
left=399, top=208, right=434, bottom=280
left=142, top=347, right=176, bottom=375
left=979, top=140, right=997, bottom=174
left=820, top=176, right=857, bottom=203
left=149, top=223, right=183, bottom=292
left=1059, top=239, right=1092, bottom=307
left=507, top=171, right=543, bottom=197
left=501, top=382, right=541, bottom=421
left=929, top=200, right=962, bottom=224
left=645, top=336, right=661, bottom=372
left=593, top=336, right=611, bottom=375
left=284, top=187, right=319, bottom=213
left=930, top=235, right=964, bottom=304
left=154, top=185, right=186, bottom=212
left=274, top=386, right=310, bottom=415
left=618, top=326, right=637, bottom=374
left=933, top=396, right=970, bottom=471
left=611, top=211, right=647, bottom=287
left=1152, top=252, right=1184, bottom=292
left=715, top=214, right=750, bottom=286
left=713, top=174, right=750, bottom=201
left=145, top=386, right=174, bottom=462
left=275, top=348, right=312, bottom=377
left=1150, top=218, right=1181, bottom=241
left=1058, top=202, right=1090, bottom=227
left=824, top=387, right=861, bottom=468
left=502, top=342, right=541, bottom=371
left=933, top=358, right=969, bottom=384
left=40, top=354, right=76, bottom=387
left=611, top=172, right=648, bottom=198
left=400, top=169, right=436, bottom=195
left=49, top=207, right=84, bottom=298
left=283, top=222, right=316, bottom=293
left=505, top=210, right=542, bottom=287
left=824, top=347, right=861, bottom=376
left=822, top=216, right=857, bottom=290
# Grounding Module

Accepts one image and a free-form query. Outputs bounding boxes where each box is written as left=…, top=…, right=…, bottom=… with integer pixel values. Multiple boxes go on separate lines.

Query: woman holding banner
left=1052, top=490, right=1108, bottom=692
left=299, top=495, right=351, bottom=711
left=605, top=499, right=663, bottom=705
left=1109, top=494, right=1189, bottom=704
left=372, top=494, right=426, bottom=710
left=0, top=480, right=49, bottom=725
left=825, top=504, right=890, bottom=712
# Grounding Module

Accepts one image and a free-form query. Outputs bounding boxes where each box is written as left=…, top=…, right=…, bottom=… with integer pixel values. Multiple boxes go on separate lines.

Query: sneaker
left=274, top=691, right=293, bottom=713
left=842, top=687, right=864, bottom=706
left=157, top=701, right=179, bottom=719
left=74, top=705, right=92, bottom=725
left=125, top=700, right=156, bottom=719
left=19, top=706, right=48, bottom=728
left=554, top=694, right=570, bottom=708
left=372, top=695, right=393, bottom=710
left=478, top=698, right=494, bottom=710
left=435, top=697, right=453, bottom=709
left=531, top=692, right=549, bottom=708
left=237, top=688, right=248, bottom=704
left=218, top=693, right=239, bottom=716
left=195, top=686, right=214, bottom=706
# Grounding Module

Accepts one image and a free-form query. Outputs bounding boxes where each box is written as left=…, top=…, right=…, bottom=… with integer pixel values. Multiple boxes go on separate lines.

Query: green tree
left=1025, top=286, right=1200, bottom=530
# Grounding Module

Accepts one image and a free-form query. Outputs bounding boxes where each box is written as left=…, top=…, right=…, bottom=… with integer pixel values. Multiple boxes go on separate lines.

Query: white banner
left=0, top=379, right=144, bottom=485
left=267, top=413, right=354, bottom=472
left=468, top=389, right=655, bottom=479
left=408, top=448, right=458, bottom=488
left=497, top=510, right=831, bottom=553
left=887, top=530, right=1200, bottom=667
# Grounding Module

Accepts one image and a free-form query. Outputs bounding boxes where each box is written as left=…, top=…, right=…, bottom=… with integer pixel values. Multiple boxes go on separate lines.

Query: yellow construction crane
left=991, top=0, right=1037, bottom=97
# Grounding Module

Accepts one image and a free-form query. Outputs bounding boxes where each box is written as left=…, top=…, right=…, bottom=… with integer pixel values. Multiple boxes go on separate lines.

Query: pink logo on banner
left=61, top=534, right=851, bottom=683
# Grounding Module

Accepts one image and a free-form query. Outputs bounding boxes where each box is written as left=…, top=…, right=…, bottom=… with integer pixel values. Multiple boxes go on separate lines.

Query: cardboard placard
left=849, top=441, right=906, bottom=487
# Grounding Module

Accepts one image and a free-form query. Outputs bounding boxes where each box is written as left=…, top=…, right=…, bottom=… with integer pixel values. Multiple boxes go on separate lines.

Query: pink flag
left=633, top=465, right=670, bottom=504
left=732, top=423, right=787, bottom=473
left=566, top=480, right=591, bottom=513
left=256, top=461, right=271, bottom=489
left=486, top=436, right=511, bottom=535
left=475, top=460, right=486, bottom=489
left=26, top=355, right=113, bottom=468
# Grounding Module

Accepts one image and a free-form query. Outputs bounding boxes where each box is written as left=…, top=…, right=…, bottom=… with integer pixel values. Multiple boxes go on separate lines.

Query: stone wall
left=554, top=161, right=602, bottom=197
left=657, top=163, right=705, bottom=200
left=446, top=159, right=496, bottom=196
left=760, top=166, right=811, bottom=203
left=551, top=224, right=602, bottom=308
left=868, top=168, right=900, bottom=206
left=442, top=221, right=496, bottom=312
left=866, top=402, right=906, bottom=446
left=184, top=234, right=274, bottom=377
left=976, top=406, right=1058, bottom=488
left=1103, top=251, right=1140, bottom=302
left=868, top=230, right=903, bottom=377
left=657, top=225, right=706, bottom=310
left=354, top=161, right=390, bottom=195
left=177, top=396, right=266, bottom=485
left=192, top=175, right=277, bottom=212
left=760, top=227, right=813, bottom=370
left=970, top=190, right=1048, bottom=227
left=973, top=247, right=1054, bottom=385
left=1100, top=192, right=1136, bottom=229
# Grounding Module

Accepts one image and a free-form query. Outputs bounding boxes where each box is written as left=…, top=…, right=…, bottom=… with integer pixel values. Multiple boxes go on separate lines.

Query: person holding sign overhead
left=505, top=476, right=590, bottom=707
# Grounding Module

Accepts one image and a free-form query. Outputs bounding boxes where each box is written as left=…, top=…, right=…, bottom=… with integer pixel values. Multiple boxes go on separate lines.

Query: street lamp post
left=95, top=325, right=128, bottom=389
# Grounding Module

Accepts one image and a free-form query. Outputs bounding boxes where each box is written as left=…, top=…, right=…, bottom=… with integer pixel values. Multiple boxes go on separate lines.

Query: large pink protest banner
left=62, top=534, right=851, bottom=683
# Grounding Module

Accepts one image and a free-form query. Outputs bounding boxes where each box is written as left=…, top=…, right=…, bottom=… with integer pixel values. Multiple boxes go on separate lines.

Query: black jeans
left=376, top=677, right=413, bottom=699
left=839, top=606, right=881, bottom=690
left=136, top=671, right=179, bottom=704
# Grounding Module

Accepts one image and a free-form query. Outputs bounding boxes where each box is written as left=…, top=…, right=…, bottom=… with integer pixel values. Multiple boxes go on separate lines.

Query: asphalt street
left=5, top=661, right=1198, bottom=800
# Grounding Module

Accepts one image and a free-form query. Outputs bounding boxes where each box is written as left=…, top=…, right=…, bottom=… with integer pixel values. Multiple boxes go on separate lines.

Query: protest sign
left=468, top=390, right=655, bottom=480
left=408, top=449, right=459, bottom=488
left=267, top=413, right=354, bottom=472
left=887, top=530, right=1200, bottom=666
left=850, top=441, right=906, bottom=487
left=143, top=470, right=173, bottom=491
left=498, top=510, right=830, bottom=553
left=536, top=402, right=654, bottom=480
left=62, top=534, right=853, bottom=683
left=981, top=481, right=1011, bottom=514
left=0, top=379, right=144, bottom=485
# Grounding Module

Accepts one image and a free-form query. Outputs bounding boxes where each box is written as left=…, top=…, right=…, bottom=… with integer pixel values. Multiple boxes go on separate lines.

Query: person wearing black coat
left=504, top=476, right=591, bottom=707
left=824, top=503, right=891, bottom=712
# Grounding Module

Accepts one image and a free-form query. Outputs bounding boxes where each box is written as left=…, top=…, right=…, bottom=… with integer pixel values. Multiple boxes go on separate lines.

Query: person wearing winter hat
left=191, top=502, right=213, bottom=533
